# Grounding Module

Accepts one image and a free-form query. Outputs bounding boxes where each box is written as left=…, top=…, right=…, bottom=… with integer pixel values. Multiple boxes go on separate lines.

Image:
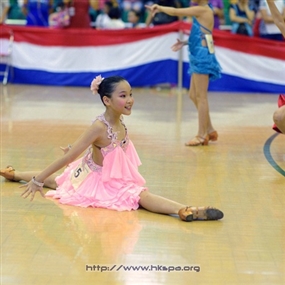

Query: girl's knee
left=139, top=189, right=149, bottom=199
left=189, top=89, right=196, bottom=101
left=273, top=108, right=285, bottom=124
left=189, top=92, right=195, bottom=101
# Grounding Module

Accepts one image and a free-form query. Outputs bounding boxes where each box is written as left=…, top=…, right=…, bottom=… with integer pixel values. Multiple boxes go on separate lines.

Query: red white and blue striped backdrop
left=1, top=22, right=284, bottom=93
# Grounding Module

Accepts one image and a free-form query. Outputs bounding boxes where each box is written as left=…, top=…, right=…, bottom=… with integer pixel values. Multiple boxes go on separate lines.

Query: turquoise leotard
left=188, top=5, right=221, bottom=81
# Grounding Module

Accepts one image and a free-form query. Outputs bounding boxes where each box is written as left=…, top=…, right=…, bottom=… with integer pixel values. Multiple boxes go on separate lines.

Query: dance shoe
left=178, top=206, right=224, bottom=222
left=0, top=166, right=15, bottom=181
left=185, top=136, right=209, bottom=146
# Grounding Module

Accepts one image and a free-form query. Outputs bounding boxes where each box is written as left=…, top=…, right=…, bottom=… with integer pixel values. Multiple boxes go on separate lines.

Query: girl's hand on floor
left=20, top=180, right=45, bottom=202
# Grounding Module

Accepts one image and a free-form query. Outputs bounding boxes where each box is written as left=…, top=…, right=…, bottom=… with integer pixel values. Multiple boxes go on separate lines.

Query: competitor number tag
left=71, top=163, right=91, bottom=190
left=205, top=34, right=215, bottom=54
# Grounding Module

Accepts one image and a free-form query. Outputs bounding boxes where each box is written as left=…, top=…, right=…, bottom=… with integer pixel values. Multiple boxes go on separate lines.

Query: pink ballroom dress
left=45, top=114, right=147, bottom=211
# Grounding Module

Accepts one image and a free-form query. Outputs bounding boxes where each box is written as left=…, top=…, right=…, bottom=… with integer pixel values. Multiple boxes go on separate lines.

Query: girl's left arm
left=21, top=123, right=102, bottom=201
left=145, top=4, right=205, bottom=18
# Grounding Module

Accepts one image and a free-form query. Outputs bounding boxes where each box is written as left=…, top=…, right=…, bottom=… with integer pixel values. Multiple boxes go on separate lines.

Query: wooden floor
left=1, top=84, right=284, bottom=285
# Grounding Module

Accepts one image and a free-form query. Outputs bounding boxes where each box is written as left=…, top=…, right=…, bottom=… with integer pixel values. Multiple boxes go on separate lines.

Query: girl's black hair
left=97, top=76, right=127, bottom=104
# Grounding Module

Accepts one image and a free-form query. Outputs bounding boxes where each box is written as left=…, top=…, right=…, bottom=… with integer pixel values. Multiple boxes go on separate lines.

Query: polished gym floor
left=1, top=84, right=284, bottom=285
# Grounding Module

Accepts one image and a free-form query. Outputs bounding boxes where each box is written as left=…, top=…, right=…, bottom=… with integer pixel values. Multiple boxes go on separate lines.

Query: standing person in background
left=146, top=0, right=222, bottom=146
left=0, top=1, right=9, bottom=24
left=68, top=0, right=90, bottom=28
left=250, top=0, right=261, bottom=13
left=120, top=0, right=145, bottom=22
left=89, top=0, right=102, bottom=28
left=49, top=0, right=72, bottom=28
left=229, top=0, right=255, bottom=36
left=125, top=9, right=146, bottom=27
left=259, top=0, right=285, bottom=41
left=265, top=0, right=285, bottom=134
left=105, top=6, right=126, bottom=28
left=95, top=1, right=112, bottom=29
left=22, top=0, right=53, bottom=26
left=0, top=0, right=26, bottom=24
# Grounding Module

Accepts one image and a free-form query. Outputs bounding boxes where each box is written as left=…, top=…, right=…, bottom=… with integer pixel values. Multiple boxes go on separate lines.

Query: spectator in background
left=229, top=0, right=255, bottom=36
left=121, top=0, right=145, bottom=22
left=68, top=0, right=90, bottom=28
left=0, top=1, right=9, bottom=24
left=249, top=0, right=261, bottom=13
left=7, top=0, right=26, bottom=20
left=145, top=0, right=180, bottom=26
left=49, top=0, right=72, bottom=28
left=0, top=0, right=26, bottom=24
left=105, top=6, right=126, bottom=28
left=0, top=3, right=7, bottom=24
left=125, top=9, right=147, bottom=27
left=95, top=1, right=112, bottom=29
left=89, top=0, right=102, bottom=28
left=209, top=0, right=224, bottom=28
left=22, top=0, right=53, bottom=26
left=259, top=0, right=285, bottom=41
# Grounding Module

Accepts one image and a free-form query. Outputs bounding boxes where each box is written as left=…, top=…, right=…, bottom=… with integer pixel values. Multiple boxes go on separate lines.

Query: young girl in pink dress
left=0, top=75, right=223, bottom=222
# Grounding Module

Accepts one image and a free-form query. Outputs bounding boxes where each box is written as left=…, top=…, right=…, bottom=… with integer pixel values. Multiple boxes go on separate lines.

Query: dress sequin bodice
left=97, top=113, right=129, bottom=156
left=84, top=113, right=129, bottom=171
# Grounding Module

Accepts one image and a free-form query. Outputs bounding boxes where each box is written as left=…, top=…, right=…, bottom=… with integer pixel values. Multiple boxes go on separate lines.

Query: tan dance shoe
left=0, top=166, right=15, bottom=181
left=178, top=206, right=224, bottom=222
left=185, top=135, right=209, bottom=146
left=209, top=131, right=218, bottom=142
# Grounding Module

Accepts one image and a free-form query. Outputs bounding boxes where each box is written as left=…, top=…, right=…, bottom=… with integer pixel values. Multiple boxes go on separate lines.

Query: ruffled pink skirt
left=46, top=142, right=147, bottom=211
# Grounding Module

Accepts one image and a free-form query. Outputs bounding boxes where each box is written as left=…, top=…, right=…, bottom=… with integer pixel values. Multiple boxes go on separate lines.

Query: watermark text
left=85, top=264, right=200, bottom=273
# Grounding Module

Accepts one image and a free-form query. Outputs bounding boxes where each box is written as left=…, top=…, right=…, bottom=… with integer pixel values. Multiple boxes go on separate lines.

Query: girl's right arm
left=266, top=0, right=285, bottom=37
left=171, top=38, right=188, bottom=52
left=21, top=121, right=104, bottom=201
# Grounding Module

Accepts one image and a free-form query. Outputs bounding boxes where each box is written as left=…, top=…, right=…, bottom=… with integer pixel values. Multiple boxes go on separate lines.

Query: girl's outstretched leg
left=139, top=190, right=224, bottom=222
left=0, top=167, right=58, bottom=189
left=139, top=190, right=185, bottom=215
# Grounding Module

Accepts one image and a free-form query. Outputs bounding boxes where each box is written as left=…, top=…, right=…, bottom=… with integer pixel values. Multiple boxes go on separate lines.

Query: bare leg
left=188, top=75, right=215, bottom=135
left=138, top=191, right=224, bottom=221
left=193, top=73, right=211, bottom=138
left=13, top=171, right=57, bottom=189
left=139, top=190, right=185, bottom=215
left=273, top=105, right=285, bottom=133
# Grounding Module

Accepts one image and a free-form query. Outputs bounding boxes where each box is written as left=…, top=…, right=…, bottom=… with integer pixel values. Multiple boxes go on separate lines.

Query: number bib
left=70, top=162, right=91, bottom=190
left=205, top=34, right=215, bottom=54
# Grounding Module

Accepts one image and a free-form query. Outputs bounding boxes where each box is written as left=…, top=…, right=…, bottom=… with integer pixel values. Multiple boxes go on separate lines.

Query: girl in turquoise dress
left=146, top=0, right=222, bottom=146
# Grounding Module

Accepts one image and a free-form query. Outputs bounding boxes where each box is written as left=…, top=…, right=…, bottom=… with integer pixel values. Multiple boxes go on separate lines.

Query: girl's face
left=106, top=80, right=134, bottom=115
